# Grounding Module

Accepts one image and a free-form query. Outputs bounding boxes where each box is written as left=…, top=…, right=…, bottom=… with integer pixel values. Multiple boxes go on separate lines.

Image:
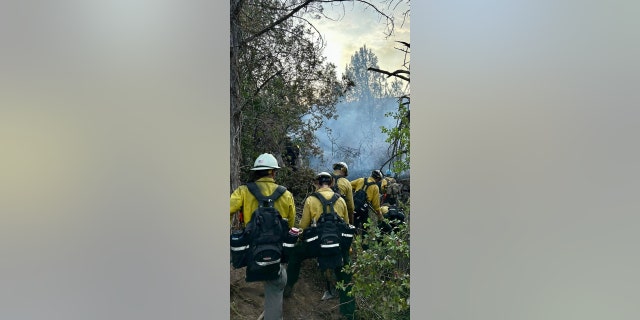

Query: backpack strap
left=330, top=174, right=343, bottom=195
left=363, top=177, right=375, bottom=191
left=311, top=192, right=340, bottom=215
left=359, top=178, right=375, bottom=210
left=330, top=173, right=338, bottom=184
left=246, top=182, right=286, bottom=208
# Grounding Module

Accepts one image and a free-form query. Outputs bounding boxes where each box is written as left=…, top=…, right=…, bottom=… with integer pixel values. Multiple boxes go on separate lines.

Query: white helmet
left=333, top=162, right=349, bottom=176
left=315, top=171, right=333, bottom=185
left=250, top=153, right=281, bottom=171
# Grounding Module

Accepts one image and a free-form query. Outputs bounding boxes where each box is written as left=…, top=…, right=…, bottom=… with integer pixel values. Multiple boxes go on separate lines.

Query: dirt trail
left=230, top=259, right=345, bottom=320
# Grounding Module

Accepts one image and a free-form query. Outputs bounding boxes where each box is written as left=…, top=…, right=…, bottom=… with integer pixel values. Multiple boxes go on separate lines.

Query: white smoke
left=308, top=97, right=399, bottom=179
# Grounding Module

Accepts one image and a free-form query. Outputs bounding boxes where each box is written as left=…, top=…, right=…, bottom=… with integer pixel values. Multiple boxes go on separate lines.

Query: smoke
left=308, top=97, right=399, bottom=178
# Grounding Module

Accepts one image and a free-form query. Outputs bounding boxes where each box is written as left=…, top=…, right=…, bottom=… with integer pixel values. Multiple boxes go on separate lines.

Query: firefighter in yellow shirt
left=229, top=153, right=295, bottom=320
left=299, top=173, right=349, bottom=228
left=285, top=172, right=350, bottom=300
left=350, top=169, right=385, bottom=220
left=331, top=161, right=355, bottom=224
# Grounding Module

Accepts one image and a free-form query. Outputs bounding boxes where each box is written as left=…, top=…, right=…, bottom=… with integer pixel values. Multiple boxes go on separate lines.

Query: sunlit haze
left=310, top=2, right=410, bottom=78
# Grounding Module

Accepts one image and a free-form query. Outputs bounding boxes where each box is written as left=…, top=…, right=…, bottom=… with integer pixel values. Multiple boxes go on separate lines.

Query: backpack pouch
left=318, top=220, right=342, bottom=257
left=340, top=224, right=356, bottom=254
left=302, top=226, right=320, bottom=258
left=282, top=230, right=299, bottom=263
left=230, top=230, right=250, bottom=269
left=245, top=243, right=282, bottom=282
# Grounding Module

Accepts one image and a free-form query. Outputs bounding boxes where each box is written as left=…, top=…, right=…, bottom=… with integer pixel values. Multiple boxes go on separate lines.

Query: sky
left=310, top=1, right=410, bottom=77
left=303, top=2, right=410, bottom=177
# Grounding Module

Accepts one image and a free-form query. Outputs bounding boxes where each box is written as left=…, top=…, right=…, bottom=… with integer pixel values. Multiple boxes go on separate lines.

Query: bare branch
left=243, top=0, right=397, bottom=45
left=396, top=41, right=410, bottom=48
left=379, top=149, right=409, bottom=170
left=291, top=15, right=327, bottom=48
left=367, top=67, right=410, bottom=82
left=255, top=70, right=283, bottom=95
left=317, top=0, right=392, bottom=21
left=243, top=0, right=316, bottom=45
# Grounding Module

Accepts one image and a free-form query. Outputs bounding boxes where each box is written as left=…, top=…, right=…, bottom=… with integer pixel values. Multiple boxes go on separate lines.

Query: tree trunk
left=230, top=0, right=244, bottom=191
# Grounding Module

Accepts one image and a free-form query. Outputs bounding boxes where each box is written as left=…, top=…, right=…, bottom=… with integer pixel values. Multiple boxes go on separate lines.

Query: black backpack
left=330, top=173, right=345, bottom=197
left=353, top=177, right=376, bottom=230
left=384, top=205, right=405, bottom=223
left=243, top=182, right=289, bottom=282
left=310, top=192, right=347, bottom=269
left=380, top=205, right=406, bottom=234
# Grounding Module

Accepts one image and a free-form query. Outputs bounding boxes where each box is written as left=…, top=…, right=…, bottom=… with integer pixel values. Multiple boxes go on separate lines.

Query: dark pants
left=336, top=254, right=355, bottom=319
left=285, top=242, right=355, bottom=318
left=284, top=242, right=313, bottom=289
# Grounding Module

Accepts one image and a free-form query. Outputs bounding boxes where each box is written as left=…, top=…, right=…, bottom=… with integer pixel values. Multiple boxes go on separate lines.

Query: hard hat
left=371, top=169, right=383, bottom=180
left=315, top=171, right=333, bottom=185
left=250, top=153, right=281, bottom=171
left=333, top=162, right=349, bottom=176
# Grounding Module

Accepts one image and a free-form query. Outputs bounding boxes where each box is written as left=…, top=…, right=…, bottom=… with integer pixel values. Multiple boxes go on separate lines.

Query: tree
left=343, top=45, right=406, bottom=122
left=337, top=27, right=411, bottom=320
left=343, top=45, right=386, bottom=103
left=230, top=0, right=398, bottom=191
left=369, top=40, right=410, bottom=175
left=231, top=0, right=336, bottom=189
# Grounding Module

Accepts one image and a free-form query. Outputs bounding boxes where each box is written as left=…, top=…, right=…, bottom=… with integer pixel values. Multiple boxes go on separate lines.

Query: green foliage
left=236, top=0, right=347, bottom=175
left=274, top=166, right=316, bottom=202
left=338, top=210, right=410, bottom=320
left=380, top=99, right=410, bottom=174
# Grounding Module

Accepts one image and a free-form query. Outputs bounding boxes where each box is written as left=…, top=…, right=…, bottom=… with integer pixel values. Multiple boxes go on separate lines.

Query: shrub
left=338, top=206, right=410, bottom=320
